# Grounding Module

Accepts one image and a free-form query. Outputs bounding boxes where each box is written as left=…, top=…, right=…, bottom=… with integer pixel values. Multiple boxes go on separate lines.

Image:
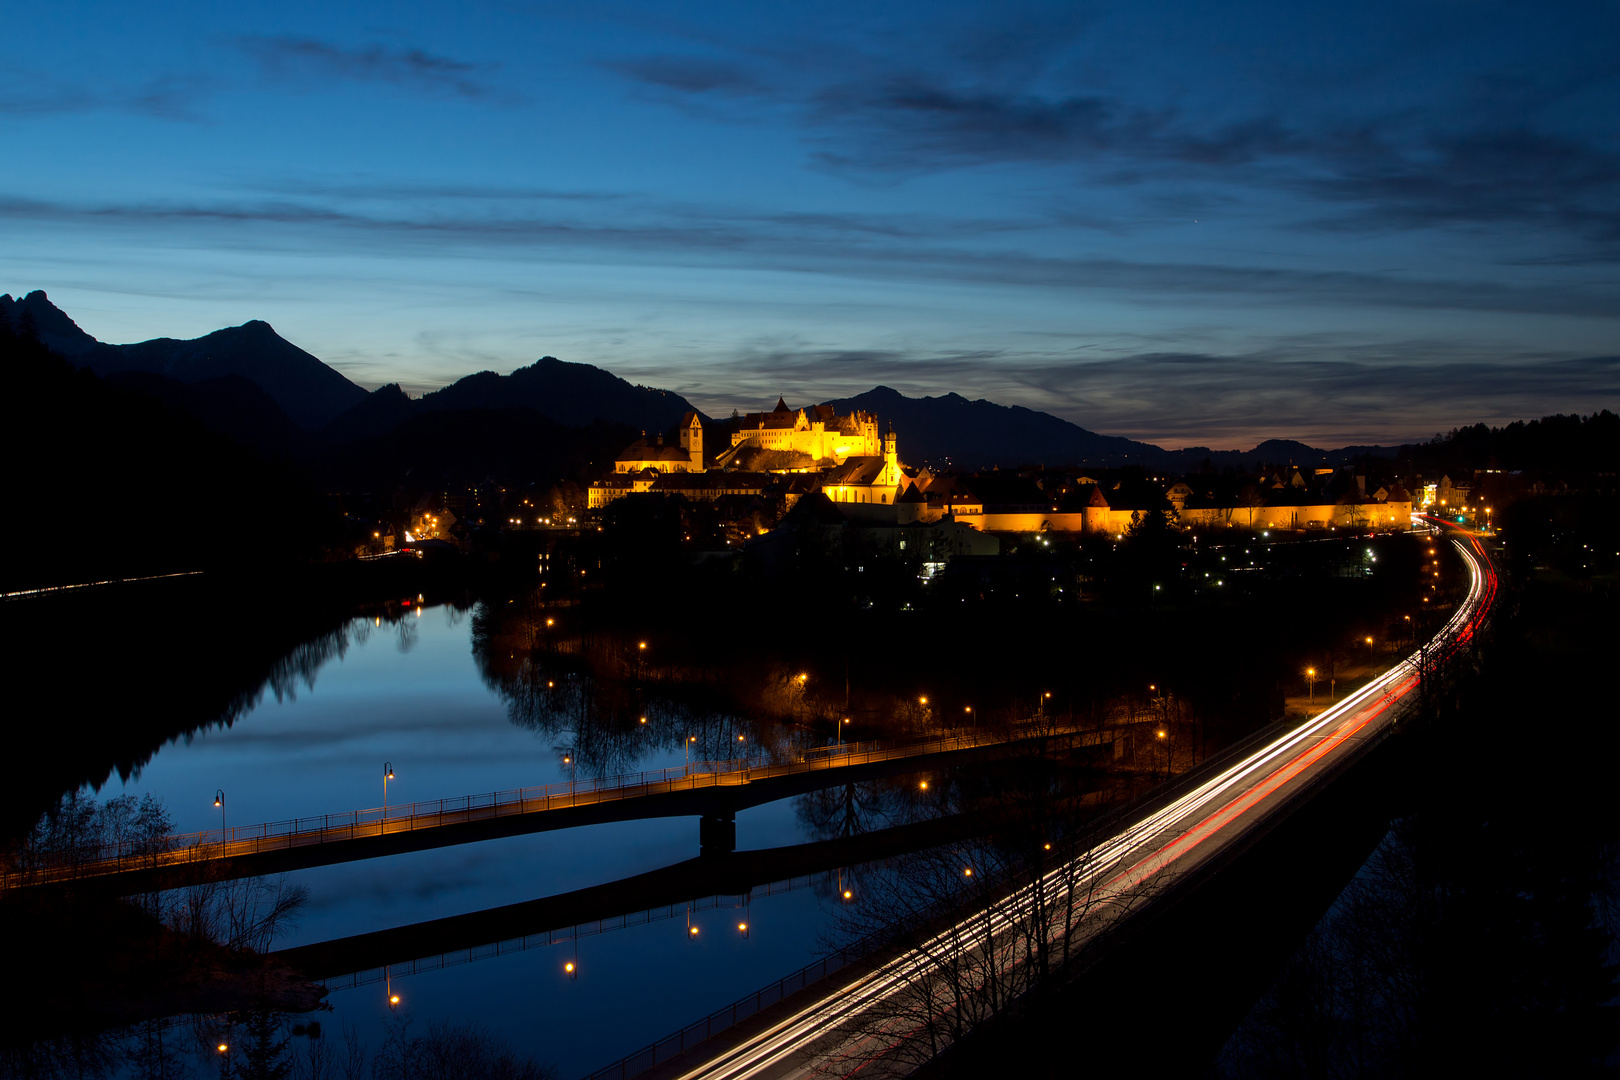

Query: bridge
left=4, top=724, right=1115, bottom=895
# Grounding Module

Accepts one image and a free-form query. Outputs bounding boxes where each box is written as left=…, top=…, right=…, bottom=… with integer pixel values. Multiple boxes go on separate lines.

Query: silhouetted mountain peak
left=0, top=290, right=100, bottom=355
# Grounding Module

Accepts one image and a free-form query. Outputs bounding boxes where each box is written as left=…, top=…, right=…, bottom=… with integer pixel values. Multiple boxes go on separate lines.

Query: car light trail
left=663, top=521, right=1495, bottom=1080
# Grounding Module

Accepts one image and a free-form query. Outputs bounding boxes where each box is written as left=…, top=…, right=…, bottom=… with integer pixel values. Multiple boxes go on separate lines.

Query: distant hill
left=815, top=386, right=1393, bottom=471
left=409, top=357, right=707, bottom=435
left=816, top=386, right=1153, bottom=469
left=0, top=291, right=368, bottom=429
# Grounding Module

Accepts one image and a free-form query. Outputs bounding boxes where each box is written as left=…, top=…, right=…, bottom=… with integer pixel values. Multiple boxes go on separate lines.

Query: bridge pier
left=699, top=814, right=736, bottom=857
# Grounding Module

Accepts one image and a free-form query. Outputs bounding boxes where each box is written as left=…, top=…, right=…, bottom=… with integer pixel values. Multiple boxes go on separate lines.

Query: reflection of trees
left=795, top=780, right=917, bottom=842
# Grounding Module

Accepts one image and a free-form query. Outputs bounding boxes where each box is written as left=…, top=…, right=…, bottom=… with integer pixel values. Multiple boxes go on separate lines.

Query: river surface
left=88, top=603, right=842, bottom=1079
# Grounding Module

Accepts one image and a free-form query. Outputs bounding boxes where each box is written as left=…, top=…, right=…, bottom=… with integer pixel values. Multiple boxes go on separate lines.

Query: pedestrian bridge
left=3, top=724, right=1111, bottom=895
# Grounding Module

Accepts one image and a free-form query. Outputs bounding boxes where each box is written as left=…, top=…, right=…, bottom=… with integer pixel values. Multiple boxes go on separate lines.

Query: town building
left=613, top=412, right=705, bottom=474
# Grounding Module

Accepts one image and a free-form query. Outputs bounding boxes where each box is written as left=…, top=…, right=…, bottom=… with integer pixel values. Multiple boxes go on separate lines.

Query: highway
left=611, top=522, right=1497, bottom=1080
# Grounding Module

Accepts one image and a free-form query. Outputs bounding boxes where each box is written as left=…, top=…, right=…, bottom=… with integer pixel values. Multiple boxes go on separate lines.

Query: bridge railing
left=4, top=723, right=1093, bottom=888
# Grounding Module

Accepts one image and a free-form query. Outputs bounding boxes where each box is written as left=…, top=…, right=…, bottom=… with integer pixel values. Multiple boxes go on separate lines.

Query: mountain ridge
left=3, top=291, right=1394, bottom=470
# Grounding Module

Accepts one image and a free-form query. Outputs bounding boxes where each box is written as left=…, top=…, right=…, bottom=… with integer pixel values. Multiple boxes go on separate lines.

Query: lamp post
left=1306, top=667, right=1317, bottom=706
left=214, top=790, right=225, bottom=855
left=383, top=762, right=393, bottom=815
left=685, top=735, right=697, bottom=772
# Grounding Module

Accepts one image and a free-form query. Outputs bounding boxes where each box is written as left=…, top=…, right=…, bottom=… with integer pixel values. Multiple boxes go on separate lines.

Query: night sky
left=4, top=1, right=1617, bottom=447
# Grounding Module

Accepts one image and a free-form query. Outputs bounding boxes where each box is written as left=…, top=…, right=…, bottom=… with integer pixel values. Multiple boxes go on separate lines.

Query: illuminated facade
left=820, top=429, right=906, bottom=510
left=614, top=412, right=704, bottom=474
left=715, top=398, right=882, bottom=470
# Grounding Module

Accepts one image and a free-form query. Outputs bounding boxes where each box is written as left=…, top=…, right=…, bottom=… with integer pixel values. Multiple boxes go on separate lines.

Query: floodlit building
left=714, top=398, right=882, bottom=470
left=613, top=412, right=705, bottom=474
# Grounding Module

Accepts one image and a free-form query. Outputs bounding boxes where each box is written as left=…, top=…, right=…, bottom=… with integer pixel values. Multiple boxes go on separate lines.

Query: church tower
left=680, top=411, right=704, bottom=469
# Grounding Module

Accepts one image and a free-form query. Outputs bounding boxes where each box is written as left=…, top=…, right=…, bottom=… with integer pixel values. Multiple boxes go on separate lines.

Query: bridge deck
left=4, top=725, right=1110, bottom=892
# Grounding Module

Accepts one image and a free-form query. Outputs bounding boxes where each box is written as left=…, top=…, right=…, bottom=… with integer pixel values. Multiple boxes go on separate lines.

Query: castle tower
left=680, top=411, right=703, bottom=469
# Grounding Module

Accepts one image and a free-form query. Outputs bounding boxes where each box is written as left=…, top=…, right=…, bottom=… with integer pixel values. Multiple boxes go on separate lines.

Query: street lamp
left=383, top=762, right=394, bottom=814
left=214, top=790, right=225, bottom=855
left=1306, top=667, right=1317, bottom=705
left=685, top=735, right=697, bottom=771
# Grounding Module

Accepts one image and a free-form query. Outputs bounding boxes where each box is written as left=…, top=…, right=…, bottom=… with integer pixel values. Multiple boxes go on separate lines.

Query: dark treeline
left=1394, top=409, right=1620, bottom=479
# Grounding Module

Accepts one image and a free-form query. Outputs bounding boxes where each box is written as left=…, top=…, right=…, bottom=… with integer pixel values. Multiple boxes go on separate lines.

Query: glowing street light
left=383, top=762, right=394, bottom=813
left=214, top=790, right=225, bottom=854
left=1306, top=667, right=1317, bottom=705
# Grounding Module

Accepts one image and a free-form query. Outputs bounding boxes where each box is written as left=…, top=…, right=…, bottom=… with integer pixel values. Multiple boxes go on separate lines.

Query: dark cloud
left=0, top=67, right=212, bottom=121
left=605, top=26, right=1620, bottom=251
left=1301, top=127, right=1620, bottom=242
left=237, top=35, right=504, bottom=100
left=602, top=55, right=768, bottom=97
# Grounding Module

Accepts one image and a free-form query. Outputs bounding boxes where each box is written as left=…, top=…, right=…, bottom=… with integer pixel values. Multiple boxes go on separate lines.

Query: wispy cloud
left=602, top=22, right=1620, bottom=252
left=684, top=345, right=1620, bottom=449
left=0, top=67, right=214, bottom=121
left=237, top=35, right=506, bottom=101
left=4, top=191, right=1617, bottom=320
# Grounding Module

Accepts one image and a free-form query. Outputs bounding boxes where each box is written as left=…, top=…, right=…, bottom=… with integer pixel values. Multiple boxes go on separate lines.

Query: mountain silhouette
left=0, top=292, right=368, bottom=429
left=816, top=386, right=1393, bottom=470
left=815, top=386, right=1161, bottom=468
left=415, top=357, right=707, bottom=433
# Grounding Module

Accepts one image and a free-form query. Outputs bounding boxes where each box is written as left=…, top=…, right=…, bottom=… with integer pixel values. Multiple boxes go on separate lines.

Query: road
left=618, top=522, right=1496, bottom=1080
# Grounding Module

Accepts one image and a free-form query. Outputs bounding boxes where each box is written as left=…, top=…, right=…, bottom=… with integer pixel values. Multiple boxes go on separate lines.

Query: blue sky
left=3, top=0, right=1617, bottom=447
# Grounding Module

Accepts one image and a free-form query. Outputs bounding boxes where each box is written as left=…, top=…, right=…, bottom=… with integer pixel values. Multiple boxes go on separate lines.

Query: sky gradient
left=4, top=0, right=1618, bottom=447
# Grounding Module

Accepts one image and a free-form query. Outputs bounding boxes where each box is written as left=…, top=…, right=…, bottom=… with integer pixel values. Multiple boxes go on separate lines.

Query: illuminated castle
left=712, top=398, right=882, bottom=472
